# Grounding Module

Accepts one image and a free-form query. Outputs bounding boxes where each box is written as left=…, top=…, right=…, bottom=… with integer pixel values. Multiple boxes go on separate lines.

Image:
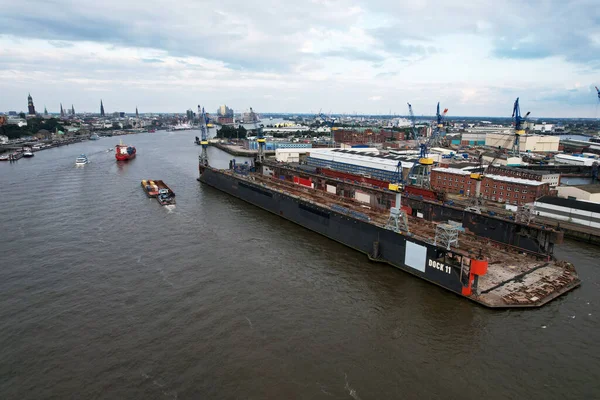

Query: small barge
left=141, top=180, right=176, bottom=205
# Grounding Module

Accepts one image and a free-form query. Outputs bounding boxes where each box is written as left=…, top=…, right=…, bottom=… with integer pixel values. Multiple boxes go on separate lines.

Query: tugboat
left=75, top=154, right=89, bottom=165
left=115, top=140, right=136, bottom=161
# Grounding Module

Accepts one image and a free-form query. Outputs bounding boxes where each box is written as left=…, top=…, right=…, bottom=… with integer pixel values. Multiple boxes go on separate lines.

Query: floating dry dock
left=200, top=165, right=580, bottom=308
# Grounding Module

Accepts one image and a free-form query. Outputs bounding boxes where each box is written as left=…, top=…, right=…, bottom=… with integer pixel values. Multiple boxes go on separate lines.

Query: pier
left=207, top=141, right=275, bottom=157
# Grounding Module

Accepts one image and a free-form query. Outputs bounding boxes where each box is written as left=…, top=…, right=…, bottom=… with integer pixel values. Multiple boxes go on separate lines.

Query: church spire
left=27, top=93, right=36, bottom=115
left=100, top=99, right=105, bottom=117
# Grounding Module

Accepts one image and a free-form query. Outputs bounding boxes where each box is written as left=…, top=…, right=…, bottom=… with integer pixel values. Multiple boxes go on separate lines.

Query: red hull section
left=317, top=167, right=441, bottom=201
left=115, top=144, right=136, bottom=161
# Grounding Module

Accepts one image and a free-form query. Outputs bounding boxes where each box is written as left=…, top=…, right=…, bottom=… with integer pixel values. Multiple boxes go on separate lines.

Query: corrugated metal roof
left=310, top=150, right=414, bottom=171
left=484, top=174, right=546, bottom=186
left=432, top=167, right=471, bottom=176
left=536, top=196, right=600, bottom=213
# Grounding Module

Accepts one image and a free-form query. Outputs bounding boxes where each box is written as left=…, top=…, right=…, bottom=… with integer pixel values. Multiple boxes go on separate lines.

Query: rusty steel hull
left=200, top=167, right=584, bottom=308
left=200, top=168, right=470, bottom=296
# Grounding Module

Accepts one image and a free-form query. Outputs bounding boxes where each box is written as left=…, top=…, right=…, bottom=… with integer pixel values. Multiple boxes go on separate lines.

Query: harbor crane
left=430, top=102, right=448, bottom=148
left=467, top=115, right=522, bottom=213
left=404, top=102, right=448, bottom=188
left=386, top=160, right=409, bottom=233
left=198, top=105, right=209, bottom=169
left=511, top=97, right=531, bottom=156
left=318, top=112, right=336, bottom=147
left=407, top=103, right=418, bottom=140
left=251, top=107, right=265, bottom=163
left=595, top=86, right=600, bottom=119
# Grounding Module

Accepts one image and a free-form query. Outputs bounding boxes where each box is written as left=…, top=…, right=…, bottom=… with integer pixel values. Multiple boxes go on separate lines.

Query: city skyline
left=1, top=0, right=599, bottom=117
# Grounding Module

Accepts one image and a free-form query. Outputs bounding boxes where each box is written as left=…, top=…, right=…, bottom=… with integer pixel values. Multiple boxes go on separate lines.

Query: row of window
left=484, top=190, right=528, bottom=199
left=434, top=183, right=531, bottom=200
left=435, top=173, right=534, bottom=194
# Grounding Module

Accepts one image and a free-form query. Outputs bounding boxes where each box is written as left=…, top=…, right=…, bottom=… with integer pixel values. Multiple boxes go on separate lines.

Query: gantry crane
left=198, top=105, right=209, bottom=171
left=386, top=159, right=409, bottom=233
left=251, top=107, right=265, bottom=163
left=407, top=103, right=418, bottom=140
left=467, top=123, right=521, bottom=213
left=511, top=97, right=531, bottom=156
left=318, top=112, right=336, bottom=147
left=430, top=102, right=449, bottom=148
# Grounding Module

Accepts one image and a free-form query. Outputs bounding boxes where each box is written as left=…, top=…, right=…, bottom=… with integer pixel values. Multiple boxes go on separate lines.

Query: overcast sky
left=1, top=0, right=599, bottom=117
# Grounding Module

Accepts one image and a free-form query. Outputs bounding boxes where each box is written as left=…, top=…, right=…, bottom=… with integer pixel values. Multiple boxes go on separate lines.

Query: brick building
left=333, top=129, right=405, bottom=145
left=217, top=116, right=234, bottom=125
left=431, top=168, right=550, bottom=205
left=486, top=165, right=560, bottom=187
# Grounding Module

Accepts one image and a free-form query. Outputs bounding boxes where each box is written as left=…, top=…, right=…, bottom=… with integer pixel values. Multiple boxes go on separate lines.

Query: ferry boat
left=115, top=141, right=136, bottom=161
left=22, top=147, right=34, bottom=158
left=75, top=154, right=89, bottom=165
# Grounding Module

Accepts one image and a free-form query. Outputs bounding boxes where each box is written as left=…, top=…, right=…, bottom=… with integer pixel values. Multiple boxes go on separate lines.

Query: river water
left=1, top=130, right=599, bottom=399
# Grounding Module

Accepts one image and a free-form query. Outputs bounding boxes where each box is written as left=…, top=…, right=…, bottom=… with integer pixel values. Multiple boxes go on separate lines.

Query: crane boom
left=511, top=97, right=531, bottom=155
left=198, top=105, right=209, bottom=168
left=407, top=103, right=418, bottom=140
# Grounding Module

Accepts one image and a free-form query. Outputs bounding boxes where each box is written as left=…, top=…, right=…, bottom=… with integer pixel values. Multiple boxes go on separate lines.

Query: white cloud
left=0, top=0, right=598, bottom=116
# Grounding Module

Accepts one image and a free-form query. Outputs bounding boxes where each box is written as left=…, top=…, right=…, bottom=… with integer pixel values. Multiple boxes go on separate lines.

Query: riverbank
left=0, top=137, right=89, bottom=157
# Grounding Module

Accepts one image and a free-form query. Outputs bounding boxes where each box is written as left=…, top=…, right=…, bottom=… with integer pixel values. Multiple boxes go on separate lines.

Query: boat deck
left=225, top=170, right=580, bottom=308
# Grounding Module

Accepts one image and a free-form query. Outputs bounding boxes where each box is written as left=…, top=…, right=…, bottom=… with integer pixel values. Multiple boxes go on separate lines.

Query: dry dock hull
left=200, top=168, right=579, bottom=308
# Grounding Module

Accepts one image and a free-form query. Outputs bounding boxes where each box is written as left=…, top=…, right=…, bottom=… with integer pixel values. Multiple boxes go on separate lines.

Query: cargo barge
left=199, top=163, right=580, bottom=308
left=141, top=180, right=176, bottom=205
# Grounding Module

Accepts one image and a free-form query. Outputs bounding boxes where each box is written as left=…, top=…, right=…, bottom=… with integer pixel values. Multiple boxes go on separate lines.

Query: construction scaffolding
left=386, top=207, right=409, bottom=233
left=434, top=223, right=460, bottom=250
left=516, top=204, right=536, bottom=224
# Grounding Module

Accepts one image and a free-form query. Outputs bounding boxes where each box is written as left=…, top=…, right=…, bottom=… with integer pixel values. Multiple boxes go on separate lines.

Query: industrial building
left=485, top=133, right=559, bottom=152
left=481, top=152, right=523, bottom=167
left=486, top=165, right=561, bottom=187
left=556, top=185, right=600, bottom=202
left=306, top=149, right=414, bottom=182
left=332, top=128, right=405, bottom=145
left=554, top=153, right=599, bottom=166
left=245, top=141, right=312, bottom=151
left=431, top=168, right=550, bottom=205
left=275, top=148, right=312, bottom=163
left=460, top=132, right=486, bottom=146
left=534, top=196, right=600, bottom=229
